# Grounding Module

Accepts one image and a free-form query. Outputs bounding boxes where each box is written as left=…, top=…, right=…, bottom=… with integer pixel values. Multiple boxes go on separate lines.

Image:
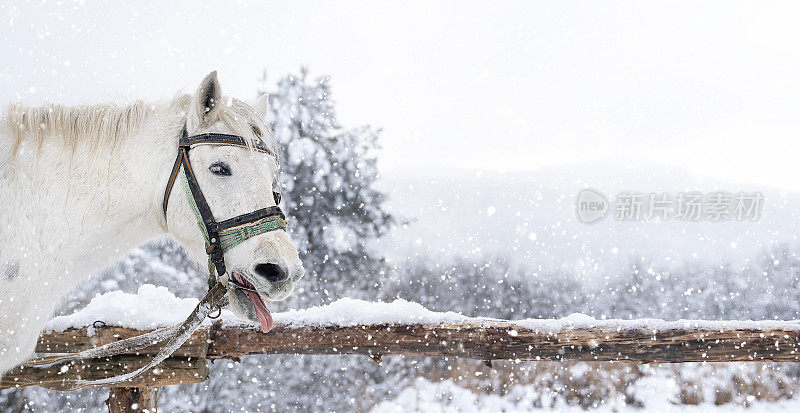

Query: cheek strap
left=178, top=168, right=287, bottom=288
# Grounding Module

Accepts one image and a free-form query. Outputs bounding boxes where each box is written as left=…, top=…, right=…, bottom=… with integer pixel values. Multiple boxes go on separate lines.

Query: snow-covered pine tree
left=260, top=67, right=392, bottom=304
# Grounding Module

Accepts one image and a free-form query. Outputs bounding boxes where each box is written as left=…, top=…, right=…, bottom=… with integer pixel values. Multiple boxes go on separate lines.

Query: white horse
left=0, top=72, right=305, bottom=376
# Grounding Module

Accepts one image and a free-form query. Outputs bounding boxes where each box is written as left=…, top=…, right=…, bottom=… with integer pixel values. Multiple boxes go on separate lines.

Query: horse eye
left=209, top=161, right=232, bottom=176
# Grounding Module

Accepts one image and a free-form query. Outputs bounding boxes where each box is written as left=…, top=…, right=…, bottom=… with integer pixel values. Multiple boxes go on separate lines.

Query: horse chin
left=226, top=284, right=274, bottom=333
left=227, top=287, right=260, bottom=323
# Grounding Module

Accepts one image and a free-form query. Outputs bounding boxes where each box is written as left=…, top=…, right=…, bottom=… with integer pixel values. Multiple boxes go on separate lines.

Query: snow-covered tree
left=260, top=68, right=392, bottom=304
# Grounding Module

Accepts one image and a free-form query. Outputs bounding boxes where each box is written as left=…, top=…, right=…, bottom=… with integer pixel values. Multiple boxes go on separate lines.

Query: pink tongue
left=233, top=272, right=274, bottom=333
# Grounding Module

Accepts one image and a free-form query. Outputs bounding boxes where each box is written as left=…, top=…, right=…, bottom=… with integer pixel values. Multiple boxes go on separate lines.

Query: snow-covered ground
left=372, top=377, right=800, bottom=413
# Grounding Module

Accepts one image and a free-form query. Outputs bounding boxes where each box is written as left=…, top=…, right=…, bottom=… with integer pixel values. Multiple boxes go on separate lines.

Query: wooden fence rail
left=3, top=318, right=800, bottom=411
left=4, top=318, right=800, bottom=391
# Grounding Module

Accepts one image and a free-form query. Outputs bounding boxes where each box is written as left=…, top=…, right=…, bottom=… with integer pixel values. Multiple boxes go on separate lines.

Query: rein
left=22, top=129, right=287, bottom=389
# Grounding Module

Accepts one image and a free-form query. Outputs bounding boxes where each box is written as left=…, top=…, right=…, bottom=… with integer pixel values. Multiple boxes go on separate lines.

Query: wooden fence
left=3, top=318, right=800, bottom=412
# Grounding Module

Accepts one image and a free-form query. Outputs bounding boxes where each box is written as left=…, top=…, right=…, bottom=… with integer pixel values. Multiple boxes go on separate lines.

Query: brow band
left=183, top=142, right=274, bottom=155
left=180, top=133, right=274, bottom=155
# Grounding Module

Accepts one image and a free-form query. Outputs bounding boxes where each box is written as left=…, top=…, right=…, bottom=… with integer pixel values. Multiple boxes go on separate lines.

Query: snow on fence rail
left=4, top=285, right=800, bottom=391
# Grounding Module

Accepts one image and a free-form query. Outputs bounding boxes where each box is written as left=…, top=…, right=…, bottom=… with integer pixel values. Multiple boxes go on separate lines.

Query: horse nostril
left=253, top=263, right=288, bottom=283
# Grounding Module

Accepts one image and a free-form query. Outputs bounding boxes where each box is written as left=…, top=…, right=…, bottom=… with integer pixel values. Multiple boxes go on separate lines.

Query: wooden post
left=106, top=387, right=158, bottom=412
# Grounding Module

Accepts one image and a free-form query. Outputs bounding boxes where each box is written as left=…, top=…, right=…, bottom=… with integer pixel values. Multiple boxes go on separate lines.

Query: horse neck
left=0, top=105, right=180, bottom=293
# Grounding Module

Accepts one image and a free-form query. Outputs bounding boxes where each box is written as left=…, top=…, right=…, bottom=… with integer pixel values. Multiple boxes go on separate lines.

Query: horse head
left=165, top=71, right=304, bottom=331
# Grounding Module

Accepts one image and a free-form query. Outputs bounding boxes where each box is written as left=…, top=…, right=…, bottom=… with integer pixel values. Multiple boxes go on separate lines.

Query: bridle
left=162, top=129, right=287, bottom=292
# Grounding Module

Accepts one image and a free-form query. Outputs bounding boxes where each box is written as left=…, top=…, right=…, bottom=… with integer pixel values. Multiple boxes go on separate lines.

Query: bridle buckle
left=206, top=244, right=224, bottom=262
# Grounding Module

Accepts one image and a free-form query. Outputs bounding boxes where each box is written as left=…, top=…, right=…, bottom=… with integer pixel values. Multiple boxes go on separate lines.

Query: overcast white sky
left=2, top=1, right=800, bottom=189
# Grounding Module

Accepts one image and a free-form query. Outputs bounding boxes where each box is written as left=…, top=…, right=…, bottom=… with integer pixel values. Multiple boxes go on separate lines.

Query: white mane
left=3, top=96, right=276, bottom=160
left=5, top=100, right=160, bottom=154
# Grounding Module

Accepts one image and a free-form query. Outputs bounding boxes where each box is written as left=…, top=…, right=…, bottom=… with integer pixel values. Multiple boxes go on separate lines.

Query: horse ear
left=253, top=94, right=269, bottom=119
left=192, top=71, right=222, bottom=126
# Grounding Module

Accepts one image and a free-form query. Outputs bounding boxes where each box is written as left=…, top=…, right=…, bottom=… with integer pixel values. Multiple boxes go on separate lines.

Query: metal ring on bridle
left=207, top=305, right=223, bottom=319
